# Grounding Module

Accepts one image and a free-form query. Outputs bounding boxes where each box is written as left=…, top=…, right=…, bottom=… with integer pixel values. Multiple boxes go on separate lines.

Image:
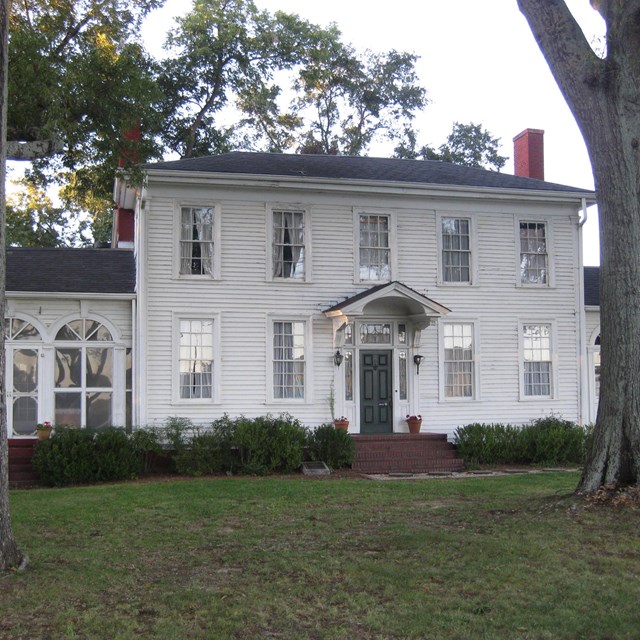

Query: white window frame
left=172, top=313, right=221, bottom=404
left=438, top=320, right=479, bottom=402
left=519, top=321, right=557, bottom=400
left=266, top=205, right=312, bottom=282
left=515, top=217, right=553, bottom=287
left=175, top=202, right=221, bottom=279
left=51, top=316, right=122, bottom=429
left=267, top=316, right=312, bottom=404
left=437, top=214, right=477, bottom=285
left=354, top=209, right=396, bottom=284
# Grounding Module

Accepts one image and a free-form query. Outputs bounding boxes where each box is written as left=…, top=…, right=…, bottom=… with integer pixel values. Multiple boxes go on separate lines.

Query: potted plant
left=35, top=421, right=53, bottom=440
left=405, top=414, right=422, bottom=434
left=333, top=416, right=349, bottom=431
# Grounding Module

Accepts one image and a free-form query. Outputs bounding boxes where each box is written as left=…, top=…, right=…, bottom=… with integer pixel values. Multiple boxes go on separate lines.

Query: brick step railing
left=352, top=433, right=464, bottom=474
left=8, top=438, right=39, bottom=488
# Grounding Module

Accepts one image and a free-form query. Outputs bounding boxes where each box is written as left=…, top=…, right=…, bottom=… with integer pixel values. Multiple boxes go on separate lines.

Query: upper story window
left=272, top=209, right=306, bottom=280
left=359, top=214, right=390, bottom=282
left=180, top=206, right=214, bottom=276
left=443, top=322, right=475, bottom=399
left=519, top=221, right=548, bottom=285
left=178, top=319, right=214, bottom=400
left=522, top=323, right=552, bottom=397
left=441, top=217, right=471, bottom=283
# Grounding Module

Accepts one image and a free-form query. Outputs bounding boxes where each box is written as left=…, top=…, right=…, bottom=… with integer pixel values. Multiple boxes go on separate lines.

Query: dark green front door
left=360, top=350, right=393, bottom=434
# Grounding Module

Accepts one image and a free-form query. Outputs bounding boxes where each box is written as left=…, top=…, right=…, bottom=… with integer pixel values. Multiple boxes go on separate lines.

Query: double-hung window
left=519, top=221, right=548, bottom=285
left=441, top=217, right=471, bottom=283
left=178, top=319, right=214, bottom=399
left=522, top=323, right=552, bottom=397
left=273, top=321, right=305, bottom=399
left=359, top=214, right=390, bottom=282
left=272, top=209, right=306, bottom=279
left=443, top=323, right=475, bottom=398
left=180, top=206, right=214, bottom=276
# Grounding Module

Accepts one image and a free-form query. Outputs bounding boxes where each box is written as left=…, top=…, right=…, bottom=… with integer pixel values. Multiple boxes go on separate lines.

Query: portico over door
left=360, top=350, right=393, bottom=434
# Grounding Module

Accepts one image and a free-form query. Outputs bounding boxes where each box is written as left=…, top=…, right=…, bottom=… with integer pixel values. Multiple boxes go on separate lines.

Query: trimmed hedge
left=306, top=424, right=355, bottom=470
left=32, top=414, right=356, bottom=485
left=32, top=427, right=144, bottom=487
left=454, top=416, right=589, bottom=466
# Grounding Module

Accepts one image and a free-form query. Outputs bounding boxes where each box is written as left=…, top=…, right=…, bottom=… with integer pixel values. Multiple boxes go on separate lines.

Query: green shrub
left=454, top=417, right=589, bottom=466
left=32, top=427, right=142, bottom=486
left=129, top=427, right=165, bottom=474
left=32, top=428, right=98, bottom=486
left=307, top=424, right=355, bottom=470
left=234, top=414, right=307, bottom=474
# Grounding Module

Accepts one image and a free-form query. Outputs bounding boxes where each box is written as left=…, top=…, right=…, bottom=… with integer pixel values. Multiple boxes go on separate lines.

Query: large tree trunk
left=0, top=0, right=25, bottom=571
left=518, top=0, right=640, bottom=492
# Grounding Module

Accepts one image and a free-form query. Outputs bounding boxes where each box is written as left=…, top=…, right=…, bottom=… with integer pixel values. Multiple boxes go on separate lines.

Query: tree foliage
left=518, top=0, right=640, bottom=492
left=394, top=121, right=507, bottom=171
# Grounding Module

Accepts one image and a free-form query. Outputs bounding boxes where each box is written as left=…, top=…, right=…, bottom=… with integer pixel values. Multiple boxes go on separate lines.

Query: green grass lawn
left=2, top=473, right=639, bottom=639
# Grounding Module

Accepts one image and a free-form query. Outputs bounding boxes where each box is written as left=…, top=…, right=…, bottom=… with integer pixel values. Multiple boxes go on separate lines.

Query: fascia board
left=6, top=291, right=136, bottom=300
left=146, top=169, right=597, bottom=206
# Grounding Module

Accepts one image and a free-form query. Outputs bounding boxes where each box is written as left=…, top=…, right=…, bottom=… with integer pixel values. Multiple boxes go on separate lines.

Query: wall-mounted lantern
left=413, top=354, right=425, bottom=374
left=334, top=350, right=344, bottom=367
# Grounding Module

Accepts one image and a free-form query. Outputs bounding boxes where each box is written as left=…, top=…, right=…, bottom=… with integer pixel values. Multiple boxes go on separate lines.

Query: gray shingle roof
left=7, top=248, right=136, bottom=294
left=584, top=266, right=600, bottom=306
left=147, top=151, right=593, bottom=194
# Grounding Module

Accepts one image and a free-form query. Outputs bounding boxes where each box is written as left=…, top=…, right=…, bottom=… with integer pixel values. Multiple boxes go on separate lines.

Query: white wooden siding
left=139, top=179, right=584, bottom=435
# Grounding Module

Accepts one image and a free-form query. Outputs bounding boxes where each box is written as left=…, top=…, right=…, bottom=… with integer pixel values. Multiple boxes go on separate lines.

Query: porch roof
left=323, top=281, right=450, bottom=326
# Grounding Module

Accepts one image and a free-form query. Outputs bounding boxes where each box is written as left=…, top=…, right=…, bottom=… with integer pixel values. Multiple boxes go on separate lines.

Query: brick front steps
left=352, top=433, right=464, bottom=474
left=8, top=438, right=39, bottom=488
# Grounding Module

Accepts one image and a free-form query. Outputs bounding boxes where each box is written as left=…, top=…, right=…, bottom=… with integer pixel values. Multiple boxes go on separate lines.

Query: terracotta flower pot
left=36, top=426, right=52, bottom=440
left=407, top=419, right=422, bottom=434
left=334, top=419, right=349, bottom=431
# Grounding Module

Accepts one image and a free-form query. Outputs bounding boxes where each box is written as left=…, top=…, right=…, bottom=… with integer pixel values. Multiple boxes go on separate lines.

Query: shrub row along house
left=5, top=129, right=601, bottom=443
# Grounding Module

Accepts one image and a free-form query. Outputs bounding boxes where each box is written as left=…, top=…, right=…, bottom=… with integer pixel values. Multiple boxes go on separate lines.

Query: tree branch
left=517, top=0, right=605, bottom=122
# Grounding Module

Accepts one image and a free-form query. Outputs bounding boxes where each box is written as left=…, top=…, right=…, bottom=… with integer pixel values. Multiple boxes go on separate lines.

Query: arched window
left=6, top=318, right=42, bottom=435
left=54, top=319, right=114, bottom=428
left=594, top=334, right=601, bottom=399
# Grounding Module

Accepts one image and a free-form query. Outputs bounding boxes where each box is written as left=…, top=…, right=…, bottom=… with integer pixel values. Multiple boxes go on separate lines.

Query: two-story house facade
left=124, top=134, right=594, bottom=437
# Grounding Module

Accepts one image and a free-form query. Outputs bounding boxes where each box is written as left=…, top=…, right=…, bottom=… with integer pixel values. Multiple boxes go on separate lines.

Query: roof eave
left=145, top=169, right=596, bottom=204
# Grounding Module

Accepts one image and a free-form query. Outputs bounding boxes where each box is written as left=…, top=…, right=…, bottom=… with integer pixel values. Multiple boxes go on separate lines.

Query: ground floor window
left=178, top=319, right=214, bottom=399
left=522, top=323, right=552, bottom=397
left=273, top=321, right=306, bottom=399
left=443, top=323, right=475, bottom=398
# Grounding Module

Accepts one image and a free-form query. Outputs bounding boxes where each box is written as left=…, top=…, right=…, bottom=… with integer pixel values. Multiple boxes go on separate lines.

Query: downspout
left=577, top=197, right=588, bottom=424
left=131, top=296, right=137, bottom=428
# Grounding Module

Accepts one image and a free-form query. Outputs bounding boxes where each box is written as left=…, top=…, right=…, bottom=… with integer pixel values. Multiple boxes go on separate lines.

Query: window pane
left=86, top=348, right=113, bottom=388
left=360, top=323, right=391, bottom=344
left=86, top=321, right=112, bottom=341
left=13, top=397, right=37, bottom=435
left=180, top=206, right=214, bottom=275
left=399, top=351, right=408, bottom=401
left=56, top=320, right=83, bottom=341
left=10, top=319, right=41, bottom=340
left=359, top=214, right=390, bottom=281
left=55, top=392, right=82, bottom=427
left=444, top=323, right=474, bottom=398
left=86, top=392, right=112, bottom=429
left=179, top=319, right=214, bottom=399
left=442, top=218, right=471, bottom=283
left=13, top=349, right=38, bottom=393
left=345, top=350, right=353, bottom=402
left=273, top=210, right=305, bottom=279
left=273, top=321, right=305, bottom=399
left=55, top=349, right=82, bottom=388
left=523, top=324, right=552, bottom=396
left=520, top=222, right=548, bottom=284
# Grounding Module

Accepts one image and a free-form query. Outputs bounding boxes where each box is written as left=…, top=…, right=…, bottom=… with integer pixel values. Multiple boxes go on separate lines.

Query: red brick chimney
left=513, top=128, right=544, bottom=180
left=112, top=125, right=141, bottom=248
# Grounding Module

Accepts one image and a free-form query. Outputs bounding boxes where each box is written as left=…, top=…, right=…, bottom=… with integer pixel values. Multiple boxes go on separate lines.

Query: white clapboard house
left=6, top=129, right=601, bottom=445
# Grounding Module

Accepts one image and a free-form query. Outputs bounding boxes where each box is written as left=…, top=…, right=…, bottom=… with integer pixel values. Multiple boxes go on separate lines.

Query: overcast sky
left=143, top=0, right=605, bottom=264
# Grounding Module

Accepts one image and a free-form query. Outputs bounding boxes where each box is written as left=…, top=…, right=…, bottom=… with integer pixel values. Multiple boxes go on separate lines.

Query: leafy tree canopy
left=7, top=0, right=503, bottom=245
left=394, top=121, right=507, bottom=171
